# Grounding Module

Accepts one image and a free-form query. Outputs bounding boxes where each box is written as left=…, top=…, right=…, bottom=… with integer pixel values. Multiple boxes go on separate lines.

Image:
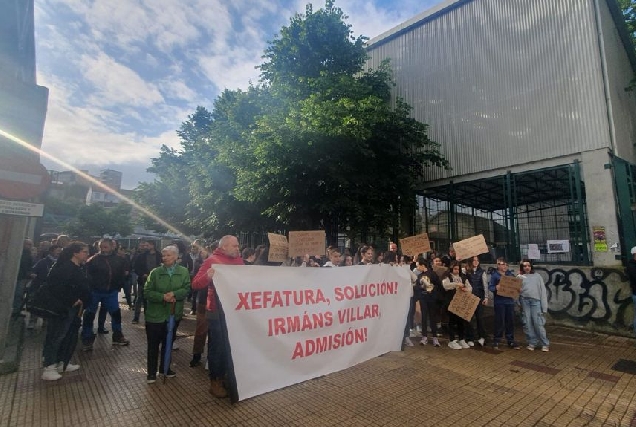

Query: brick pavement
left=1, top=304, right=636, bottom=427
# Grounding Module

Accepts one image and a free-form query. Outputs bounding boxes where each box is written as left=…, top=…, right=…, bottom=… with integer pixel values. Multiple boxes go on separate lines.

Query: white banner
left=214, top=264, right=412, bottom=401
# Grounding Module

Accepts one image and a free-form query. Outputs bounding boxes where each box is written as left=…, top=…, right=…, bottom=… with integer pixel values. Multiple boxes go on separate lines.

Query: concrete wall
left=580, top=149, right=622, bottom=267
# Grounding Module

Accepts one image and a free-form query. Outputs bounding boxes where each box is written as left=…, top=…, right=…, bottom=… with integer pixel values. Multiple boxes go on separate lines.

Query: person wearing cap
left=625, top=246, right=636, bottom=339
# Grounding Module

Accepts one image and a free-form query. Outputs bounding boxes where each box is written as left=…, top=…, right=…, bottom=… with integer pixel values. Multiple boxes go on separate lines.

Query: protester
left=627, top=246, right=636, bottom=341
left=144, top=245, right=191, bottom=383
left=26, top=245, right=61, bottom=329
left=81, top=238, right=129, bottom=350
left=414, top=257, right=442, bottom=347
left=192, top=235, right=244, bottom=398
left=441, top=261, right=472, bottom=349
left=489, top=257, right=520, bottom=349
left=133, top=239, right=162, bottom=324
left=518, top=259, right=550, bottom=352
left=12, top=239, right=35, bottom=319
left=41, top=242, right=91, bottom=381
left=464, top=256, right=489, bottom=346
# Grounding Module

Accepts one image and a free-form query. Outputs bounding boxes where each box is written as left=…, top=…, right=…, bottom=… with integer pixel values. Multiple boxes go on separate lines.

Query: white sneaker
left=477, top=338, right=486, bottom=347
left=409, top=329, right=417, bottom=338
left=448, top=340, right=462, bottom=350
left=458, top=340, right=470, bottom=349
left=65, top=363, right=80, bottom=372
left=467, top=341, right=475, bottom=347
left=42, top=365, right=62, bottom=381
left=403, top=337, right=414, bottom=347
left=420, top=337, right=428, bottom=346
left=57, top=362, right=80, bottom=373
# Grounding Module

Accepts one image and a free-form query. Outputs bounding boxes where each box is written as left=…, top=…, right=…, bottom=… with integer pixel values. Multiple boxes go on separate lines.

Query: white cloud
left=80, top=52, right=164, bottom=108
left=34, top=0, right=447, bottom=187
left=159, top=79, right=198, bottom=102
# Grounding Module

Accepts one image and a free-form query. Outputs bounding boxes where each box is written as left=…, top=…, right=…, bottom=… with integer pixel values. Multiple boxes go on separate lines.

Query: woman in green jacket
left=144, top=245, right=191, bottom=383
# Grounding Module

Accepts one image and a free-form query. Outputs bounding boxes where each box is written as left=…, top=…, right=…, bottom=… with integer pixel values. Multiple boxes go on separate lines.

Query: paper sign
left=497, top=276, right=523, bottom=299
left=448, top=290, right=481, bottom=322
left=0, top=199, right=44, bottom=217
left=547, top=240, right=570, bottom=254
left=453, top=234, right=489, bottom=260
left=267, top=233, right=289, bottom=263
left=288, top=231, right=326, bottom=257
left=399, top=233, right=431, bottom=256
left=527, top=244, right=540, bottom=260
left=592, top=227, right=607, bottom=252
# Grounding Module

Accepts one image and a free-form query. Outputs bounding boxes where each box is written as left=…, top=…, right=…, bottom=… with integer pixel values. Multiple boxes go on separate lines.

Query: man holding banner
left=192, top=235, right=244, bottom=398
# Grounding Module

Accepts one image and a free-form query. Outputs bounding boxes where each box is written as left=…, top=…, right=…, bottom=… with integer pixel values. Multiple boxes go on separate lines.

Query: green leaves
left=137, top=1, right=448, bottom=243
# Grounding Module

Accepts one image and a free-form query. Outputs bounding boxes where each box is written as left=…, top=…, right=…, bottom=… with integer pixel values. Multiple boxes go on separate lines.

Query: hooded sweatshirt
left=192, top=248, right=244, bottom=312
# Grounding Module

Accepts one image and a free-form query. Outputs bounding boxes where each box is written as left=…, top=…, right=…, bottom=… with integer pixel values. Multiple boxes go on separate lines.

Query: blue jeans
left=521, top=298, right=549, bottom=347
left=42, top=306, right=81, bottom=367
left=632, top=294, right=636, bottom=338
left=82, top=290, right=122, bottom=341
left=493, top=304, right=515, bottom=344
left=207, top=312, right=227, bottom=379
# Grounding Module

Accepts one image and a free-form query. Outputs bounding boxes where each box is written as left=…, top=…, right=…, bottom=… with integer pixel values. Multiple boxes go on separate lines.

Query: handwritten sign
left=497, top=276, right=523, bottom=299
left=448, top=290, right=481, bottom=322
left=453, top=234, right=489, bottom=260
left=288, top=231, right=326, bottom=257
left=268, top=233, right=289, bottom=263
left=399, top=233, right=431, bottom=256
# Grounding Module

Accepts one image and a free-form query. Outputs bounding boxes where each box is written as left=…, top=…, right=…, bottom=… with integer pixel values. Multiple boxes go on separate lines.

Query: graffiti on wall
left=534, top=267, right=633, bottom=330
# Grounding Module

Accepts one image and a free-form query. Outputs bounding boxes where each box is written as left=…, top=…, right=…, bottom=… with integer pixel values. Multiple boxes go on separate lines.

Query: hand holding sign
left=399, top=233, right=431, bottom=257
left=497, top=276, right=523, bottom=299
left=453, top=234, right=489, bottom=260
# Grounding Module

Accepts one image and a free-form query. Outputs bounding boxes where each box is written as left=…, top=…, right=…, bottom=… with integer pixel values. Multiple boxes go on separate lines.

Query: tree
left=66, top=203, right=133, bottom=239
left=618, top=0, right=636, bottom=91
left=138, top=0, right=449, bottom=244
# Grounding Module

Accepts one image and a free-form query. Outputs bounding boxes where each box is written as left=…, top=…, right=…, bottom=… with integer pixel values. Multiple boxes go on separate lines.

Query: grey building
left=366, top=0, right=636, bottom=266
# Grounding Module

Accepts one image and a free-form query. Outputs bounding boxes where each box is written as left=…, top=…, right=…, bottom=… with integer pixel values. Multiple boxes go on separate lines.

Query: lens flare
left=0, top=127, right=191, bottom=241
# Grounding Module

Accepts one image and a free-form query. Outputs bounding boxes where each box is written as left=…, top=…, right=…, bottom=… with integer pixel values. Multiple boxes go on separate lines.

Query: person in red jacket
left=192, top=235, right=243, bottom=398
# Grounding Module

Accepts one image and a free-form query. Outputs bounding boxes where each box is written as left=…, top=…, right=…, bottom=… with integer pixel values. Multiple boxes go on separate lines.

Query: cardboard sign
left=267, top=233, right=289, bottom=263
left=448, top=290, right=481, bottom=322
left=453, top=234, right=489, bottom=260
left=399, top=233, right=431, bottom=256
left=497, top=276, right=523, bottom=299
left=288, top=230, right=326, bottom=257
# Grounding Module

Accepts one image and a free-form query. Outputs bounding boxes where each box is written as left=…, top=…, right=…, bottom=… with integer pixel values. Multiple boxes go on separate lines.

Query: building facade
left=366, top=0, right=636, bottom=267
left=366, top=0, right=636, bottom=335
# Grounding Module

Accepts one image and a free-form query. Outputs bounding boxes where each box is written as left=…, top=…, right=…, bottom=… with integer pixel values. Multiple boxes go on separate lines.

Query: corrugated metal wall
left=365, top=0, right=612, bottom=182
left=598, top=0, right=636, bottom=162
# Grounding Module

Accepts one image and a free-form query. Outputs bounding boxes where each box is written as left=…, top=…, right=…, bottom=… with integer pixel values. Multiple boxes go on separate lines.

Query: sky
left=34, top=0, right=446, bottom=189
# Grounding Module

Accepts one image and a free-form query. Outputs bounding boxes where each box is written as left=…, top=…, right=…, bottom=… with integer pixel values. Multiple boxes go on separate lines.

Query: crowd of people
left=13, top=234, right=550, bottom=398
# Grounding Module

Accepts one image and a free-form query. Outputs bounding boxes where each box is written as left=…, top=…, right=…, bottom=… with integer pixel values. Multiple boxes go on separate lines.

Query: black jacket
left=133, top=250, right=163, bottom=284
left=47, top=260, right=91, bottom=310
left=626, top=258, right=636, bottom=295
left=415, top=270, right=443, bottom=300
left=86, top=253, right=126, bottom=292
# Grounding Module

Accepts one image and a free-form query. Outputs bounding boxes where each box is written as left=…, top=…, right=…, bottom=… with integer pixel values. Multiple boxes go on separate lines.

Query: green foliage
left=66, top=203, right=133, bottom=238
left=619, top=0, right=636, bottom=91
left=138, top=0, right=448, bottom=242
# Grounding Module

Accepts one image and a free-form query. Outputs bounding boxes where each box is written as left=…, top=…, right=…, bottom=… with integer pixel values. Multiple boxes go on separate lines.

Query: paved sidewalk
left=1, top=305, right=636, bottom=427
